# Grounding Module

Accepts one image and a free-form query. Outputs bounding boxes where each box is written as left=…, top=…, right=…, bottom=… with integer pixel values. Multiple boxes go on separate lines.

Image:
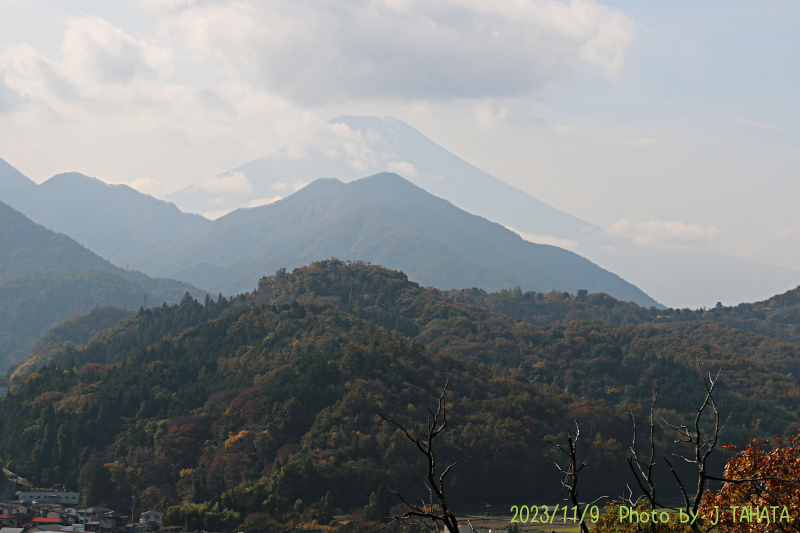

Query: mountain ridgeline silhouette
left=0, top=200, right=203, bottom=372
left=0, top=166, right=210, bottom=267
left=136, top=173, right=660, bottom=307
left=166, top=115, right=800, bottom=309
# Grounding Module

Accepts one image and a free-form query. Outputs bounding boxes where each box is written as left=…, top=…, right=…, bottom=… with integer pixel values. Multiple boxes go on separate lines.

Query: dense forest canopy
left=3, top=260, right=800, bottom=532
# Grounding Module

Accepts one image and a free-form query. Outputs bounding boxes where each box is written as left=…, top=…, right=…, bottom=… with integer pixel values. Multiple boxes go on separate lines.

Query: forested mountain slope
left=0, top=297, right=632, bottom=527
left=0, top=201, right=202, bottom=373
left=137, top=173, right=659, bottom=307
left=0, top=156, right=659, bottom=308
left=4, top=261, right=800, bottom=533
left=10, top=306, right=135, bottom=378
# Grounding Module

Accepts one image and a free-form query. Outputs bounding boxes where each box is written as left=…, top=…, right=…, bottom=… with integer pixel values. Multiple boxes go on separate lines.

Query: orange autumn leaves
left=699, top=433, right=800, bottom=532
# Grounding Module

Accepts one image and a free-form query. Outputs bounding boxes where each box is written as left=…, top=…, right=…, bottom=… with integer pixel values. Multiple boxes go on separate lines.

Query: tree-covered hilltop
left=53, top=293, right=233, bottom=370
left=28, top=259, right=800, bottom=438
left=0, top=201, right=203, bottom=373
left=452, top=281, right=800, bottom=345
left=4, top=260, right=800, bottom=532
left=696, top=285, right=800, bottom=341
left=0, top=298, right=633, bottom=528
left=10, top=306, right=135, bottom=378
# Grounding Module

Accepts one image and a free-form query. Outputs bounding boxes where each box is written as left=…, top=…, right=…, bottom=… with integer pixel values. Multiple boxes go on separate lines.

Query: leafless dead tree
left=544, top=422, right=600, bottom=533
left=660, top=368, right=722, bottom=533
left=379, top=380, right=459, bottom=533
left=623, top=389, right=660, bottom=533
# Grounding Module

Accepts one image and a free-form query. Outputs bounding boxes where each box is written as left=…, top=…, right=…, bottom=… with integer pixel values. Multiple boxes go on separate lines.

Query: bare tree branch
left=619, top=389, right=663, bottom=533
left=380, top=379, right=459, bottom=533
left=658, top=365, right=723, bottom=533
left=544, top=422, right=602, bottom=533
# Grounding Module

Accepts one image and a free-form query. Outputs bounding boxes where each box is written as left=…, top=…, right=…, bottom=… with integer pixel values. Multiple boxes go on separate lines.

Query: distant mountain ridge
left=0, top=200, right=203, bottom=373
left=4, top=106, right=800, bottom=309
left=0, top=155, right=659, bottom=313
left=0, top=163, right=209, bottom=267
left=167, top=115, right=597, bottom=240
left=166, top=115, right=800, bottom=308
left=136, top=172, right=660, bottom=307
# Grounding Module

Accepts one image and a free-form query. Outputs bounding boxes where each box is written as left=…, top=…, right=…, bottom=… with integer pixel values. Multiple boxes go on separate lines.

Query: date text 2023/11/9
left=509, top=505, right=600, bottom=525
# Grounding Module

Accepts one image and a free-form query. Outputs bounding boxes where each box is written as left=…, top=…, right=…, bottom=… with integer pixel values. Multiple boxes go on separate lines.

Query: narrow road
left=1, top=468, right=26, bottom=500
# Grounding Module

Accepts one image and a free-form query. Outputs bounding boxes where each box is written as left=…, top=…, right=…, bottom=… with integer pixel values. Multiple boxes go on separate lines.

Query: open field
left=460, top=509, right=581, bottom=533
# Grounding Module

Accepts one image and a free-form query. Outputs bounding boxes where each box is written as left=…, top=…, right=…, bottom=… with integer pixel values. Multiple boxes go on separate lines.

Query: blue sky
left=0, top=0, right=798, bottom=282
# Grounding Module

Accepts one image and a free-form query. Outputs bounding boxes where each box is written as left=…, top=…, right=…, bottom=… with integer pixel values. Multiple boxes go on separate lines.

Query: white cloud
left=198, top=170, right=253, bottom=194
left=267, top=179, right=308, bottom=194
left=386, top=160, right=418, bottom=178
left=0, top=1, right=636, bottom=191
left=202, top=209, right=230, bottom=220
left=506, top=226, right=580, bottom=251
left=2, top=17, right=171, bottom=111
left=473, top=100, right=509, bottom=129
left=247, top=196, right=282, bottom=208
left=553, top=124, right=577, bottom=135
left=60, top=16, right=169, bottom=86
left=130, top=177, right=163, bottom=195
left=138, top=0, right=637, bottom=104
left=606, top=219, right=717, bottom=248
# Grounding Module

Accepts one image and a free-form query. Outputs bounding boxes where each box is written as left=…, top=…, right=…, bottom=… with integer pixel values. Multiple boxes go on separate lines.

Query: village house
left=78, top=509, right=127, bottom=533
left=97, top=513, right=127, bottom=533
left=0, top=515, right=22, bottom=528
left=46, top=509, right=77, bottom=523
left=76, top=508, right=113, bottom=525
left=31, top=518, right=65, bottom=527
left=0, top=504, right=28, bottom=517
left=138, top=511, right=162, bottom=532
left=18, top=490, right=80, bottom=506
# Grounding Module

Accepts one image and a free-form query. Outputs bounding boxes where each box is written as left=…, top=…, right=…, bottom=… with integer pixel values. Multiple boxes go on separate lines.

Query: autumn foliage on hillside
left=6, top=261, right=800, bottom=532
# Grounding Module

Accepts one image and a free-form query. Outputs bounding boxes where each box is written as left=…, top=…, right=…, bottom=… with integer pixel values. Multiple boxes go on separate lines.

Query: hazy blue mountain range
left=0, top=163, right=209, bottom=267
left=168, top=116, right=595, bottom=240
left=166, top=116, right=800, bottom=308
left=137, top=172, right=659, bottom=307
left=0, top=200, right=202, bottom=373
left=0, top=155, right=659, bottom=307
left=3, top=108, right=799, bottom=309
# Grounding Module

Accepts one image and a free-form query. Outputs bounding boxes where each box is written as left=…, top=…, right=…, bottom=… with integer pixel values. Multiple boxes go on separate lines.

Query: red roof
left=0, top=515, right=19, bottom=519
left=33, top=518, right=63, bottom=523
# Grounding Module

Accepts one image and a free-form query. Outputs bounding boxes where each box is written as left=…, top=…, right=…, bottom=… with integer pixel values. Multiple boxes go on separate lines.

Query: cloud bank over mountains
left=606, top=219, right=718, bottom=249
left=0, top=0, right=636, bottom=188
left=0, top=0, right=637, bottom=125
left=137, top=0, right=636, bottom=103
